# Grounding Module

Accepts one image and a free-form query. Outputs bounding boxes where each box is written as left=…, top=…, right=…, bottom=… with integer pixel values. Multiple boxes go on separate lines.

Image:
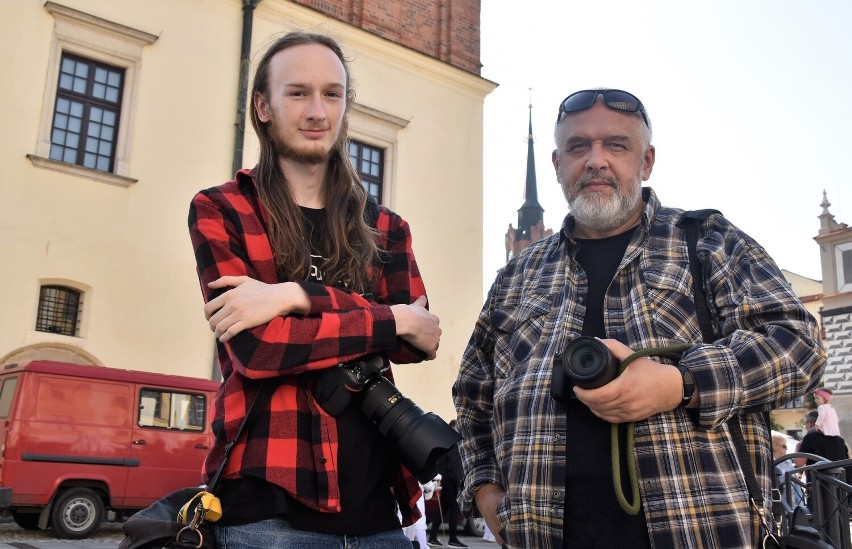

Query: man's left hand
left=572, top=338, right=684, bottom=423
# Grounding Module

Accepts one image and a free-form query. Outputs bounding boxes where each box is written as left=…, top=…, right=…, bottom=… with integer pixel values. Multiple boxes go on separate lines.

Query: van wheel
left=11, top=510, right=40, bottom=530
left=464, top=516, right=486, bottom=537
left=50, top=488, right=103, bottom=539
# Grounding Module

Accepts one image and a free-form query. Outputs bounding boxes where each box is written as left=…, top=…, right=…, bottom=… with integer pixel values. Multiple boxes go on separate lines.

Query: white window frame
left=29, top=1, right=157, bottom=187
left=836, top=241, right=852, bottom=293
left=347, top=103, right=409, bottom=208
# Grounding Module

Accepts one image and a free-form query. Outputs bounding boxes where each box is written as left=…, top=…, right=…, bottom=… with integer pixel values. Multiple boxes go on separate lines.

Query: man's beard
left=267, top=111, right=348, bottom=165
left=566, top=172, right=643, bottom=233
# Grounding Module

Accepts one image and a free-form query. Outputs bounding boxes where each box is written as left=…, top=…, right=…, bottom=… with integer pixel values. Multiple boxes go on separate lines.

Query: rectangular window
left=0, top=378, right=18, bottom=418
left=138, top=388, right=206, bottom=431
left=49, top=53, right=124, bottom=173
left=349, top=140, right=384, bottom=203
left=836, top=242, right=852, bottom=293
left=36, top=285, right=82, bottom=336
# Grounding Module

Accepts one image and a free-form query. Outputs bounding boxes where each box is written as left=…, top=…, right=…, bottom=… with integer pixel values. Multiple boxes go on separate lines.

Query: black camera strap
left=678, top=210, right=773, bottom=535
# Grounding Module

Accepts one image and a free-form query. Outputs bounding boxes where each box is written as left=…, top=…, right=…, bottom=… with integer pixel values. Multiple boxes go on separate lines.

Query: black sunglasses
left=556, top=89, right=649, bottom=127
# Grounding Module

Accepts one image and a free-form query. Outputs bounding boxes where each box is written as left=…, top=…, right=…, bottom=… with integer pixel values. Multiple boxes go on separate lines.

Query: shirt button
left=319, top=457, right=327, bottom=464
left=554, top=490, right=562, bottom=498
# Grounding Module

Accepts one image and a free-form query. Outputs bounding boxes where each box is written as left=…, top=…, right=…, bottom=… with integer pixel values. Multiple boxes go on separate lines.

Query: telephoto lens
left=562, top=336, right=620, bottom=390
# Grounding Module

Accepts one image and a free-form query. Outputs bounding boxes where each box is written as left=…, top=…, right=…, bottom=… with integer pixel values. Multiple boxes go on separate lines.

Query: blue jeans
left=214, top=517, right=413, bottom=549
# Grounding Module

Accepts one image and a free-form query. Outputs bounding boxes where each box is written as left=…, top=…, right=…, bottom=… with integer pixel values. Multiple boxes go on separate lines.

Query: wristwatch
left=676, top=364, right=695, bottom=408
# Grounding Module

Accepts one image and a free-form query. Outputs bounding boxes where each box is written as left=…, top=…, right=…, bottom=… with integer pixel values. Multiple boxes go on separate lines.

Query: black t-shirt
left=564, top=226, right=651, bottom=548
left=214, top=206, right=400, bottom=535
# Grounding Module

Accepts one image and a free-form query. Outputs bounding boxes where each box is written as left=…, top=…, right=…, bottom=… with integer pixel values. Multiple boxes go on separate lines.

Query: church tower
left=505, top=103, right=553, bottom=262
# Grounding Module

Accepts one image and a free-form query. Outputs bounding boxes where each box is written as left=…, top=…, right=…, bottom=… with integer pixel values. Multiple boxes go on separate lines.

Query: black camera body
left=312, top=355, right=460, bottom=483
left=552, top=336, right=620, bottom=402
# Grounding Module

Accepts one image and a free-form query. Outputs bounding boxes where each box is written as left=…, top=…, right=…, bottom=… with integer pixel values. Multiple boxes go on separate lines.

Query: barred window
left=36, top=285, right=82, bottom=336
left=349, top=140, right=384, bottom=203
left=49, top=54, right=124, bottom=173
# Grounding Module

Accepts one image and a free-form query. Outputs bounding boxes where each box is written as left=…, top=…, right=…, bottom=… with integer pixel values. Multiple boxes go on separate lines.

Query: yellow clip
left=178, top=491, right=222, bottom=524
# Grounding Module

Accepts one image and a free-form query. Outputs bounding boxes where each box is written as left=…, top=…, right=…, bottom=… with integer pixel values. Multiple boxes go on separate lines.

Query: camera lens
left=358, top=376, right=460, bottom=483
left=562, top=337, right=619, bottom=390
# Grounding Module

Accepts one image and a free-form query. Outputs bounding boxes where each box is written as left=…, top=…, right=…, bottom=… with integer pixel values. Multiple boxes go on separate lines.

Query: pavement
left=0, top=519, right=497, bottom=549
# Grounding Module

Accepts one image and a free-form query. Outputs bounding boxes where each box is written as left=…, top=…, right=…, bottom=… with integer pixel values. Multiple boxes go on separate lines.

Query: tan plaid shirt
left=454, top=188, right=826, bottom=548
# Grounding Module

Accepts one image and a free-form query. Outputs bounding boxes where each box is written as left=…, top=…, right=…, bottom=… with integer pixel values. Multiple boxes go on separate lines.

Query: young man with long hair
left=188, top=31, right=440, bottom=548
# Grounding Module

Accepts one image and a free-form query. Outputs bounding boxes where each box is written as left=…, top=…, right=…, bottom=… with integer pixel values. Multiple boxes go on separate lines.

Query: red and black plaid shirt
left=188, top=168, right=425, bottom=524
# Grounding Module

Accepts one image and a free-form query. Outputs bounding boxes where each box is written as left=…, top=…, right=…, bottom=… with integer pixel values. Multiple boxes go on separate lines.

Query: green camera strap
left=611, top=343, right=694, bottom=515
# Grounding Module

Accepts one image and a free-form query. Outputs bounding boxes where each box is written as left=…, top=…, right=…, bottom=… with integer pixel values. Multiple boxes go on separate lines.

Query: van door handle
left=132, top=439, right=147, bottom=445
left=195, top=444, right=209, bottom=450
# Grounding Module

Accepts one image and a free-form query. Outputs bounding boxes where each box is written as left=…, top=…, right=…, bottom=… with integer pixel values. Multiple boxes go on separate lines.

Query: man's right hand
left=474, top=482, right=506, bottom=546
left=390, top=296, right=441, bottom=359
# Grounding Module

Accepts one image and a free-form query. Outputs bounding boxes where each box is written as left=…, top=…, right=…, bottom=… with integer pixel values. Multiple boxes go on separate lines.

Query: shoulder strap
left=678, top=209, right=769, bottom=510
left=676, top=209, right=720, bottom=344
left=206, top=381, right=276, bottom=492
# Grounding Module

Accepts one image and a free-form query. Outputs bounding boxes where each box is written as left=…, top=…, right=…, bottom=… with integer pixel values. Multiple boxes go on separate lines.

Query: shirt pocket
left=491, top=294, right=552, bottom=379
left=643, top=262, right=702, bottom=342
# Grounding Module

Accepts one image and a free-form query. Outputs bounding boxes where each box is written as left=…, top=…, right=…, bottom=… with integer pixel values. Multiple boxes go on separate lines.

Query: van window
left=138, top=388, right=206, bottom=431
left=0, top=377, right=17, bottom=418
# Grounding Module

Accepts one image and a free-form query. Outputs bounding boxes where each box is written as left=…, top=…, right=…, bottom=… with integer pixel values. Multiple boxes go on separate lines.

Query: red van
left=0, top=360, right=219, bottom=539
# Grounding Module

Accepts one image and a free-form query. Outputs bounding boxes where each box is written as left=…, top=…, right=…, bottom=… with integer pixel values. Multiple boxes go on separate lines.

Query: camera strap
left=679, top=210, right=775, bottom=539
left=611, top=343, right=694, bottom=515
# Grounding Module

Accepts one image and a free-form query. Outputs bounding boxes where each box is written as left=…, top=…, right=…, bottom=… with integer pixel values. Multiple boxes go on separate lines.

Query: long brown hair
left=250, top=31, right=378, bottom=293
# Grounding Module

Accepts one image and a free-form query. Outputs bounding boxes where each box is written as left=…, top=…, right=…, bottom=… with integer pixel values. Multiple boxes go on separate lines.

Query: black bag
left=118, top=487, right=215, bottom=549
left=119, top=382, right=274, bottom=549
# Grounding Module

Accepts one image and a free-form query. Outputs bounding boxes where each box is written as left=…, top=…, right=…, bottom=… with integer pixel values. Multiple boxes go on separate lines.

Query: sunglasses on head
left=556, top=89, right=649, bottom=127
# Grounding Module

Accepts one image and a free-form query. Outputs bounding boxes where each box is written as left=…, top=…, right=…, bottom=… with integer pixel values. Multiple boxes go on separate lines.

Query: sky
left=479, top=0, right=852, bottom=289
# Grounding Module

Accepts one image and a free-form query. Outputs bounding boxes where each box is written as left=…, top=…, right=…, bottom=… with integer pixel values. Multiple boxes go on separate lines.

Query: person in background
left=189, top=31, right=441, bottom=548
left=404, top=479, right=435, bottom=548
left=795, top=410, right=848, bottom=467
left=428, top=421, right=467, bottom=548
left=453, top=88, right=826, bottom=548
left=814, top=388, right=841, bottom=436
left=772, top=433, right=804, bottom=508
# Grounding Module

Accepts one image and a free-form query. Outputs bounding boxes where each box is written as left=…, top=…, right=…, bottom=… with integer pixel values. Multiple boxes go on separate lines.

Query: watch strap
left=676, top=364, right=695, bottom=408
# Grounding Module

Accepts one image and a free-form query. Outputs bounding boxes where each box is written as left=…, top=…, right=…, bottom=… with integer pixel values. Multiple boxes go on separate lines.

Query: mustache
left=577, top=172, right=619, bottom=188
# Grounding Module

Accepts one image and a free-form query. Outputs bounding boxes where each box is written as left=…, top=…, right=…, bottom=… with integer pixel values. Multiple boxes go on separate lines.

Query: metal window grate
left=35, top=285, right=82, bottom=336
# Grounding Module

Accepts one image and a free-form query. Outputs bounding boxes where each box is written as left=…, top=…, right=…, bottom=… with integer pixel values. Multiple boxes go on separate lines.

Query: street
left=0, top=518, right=497, bottom=549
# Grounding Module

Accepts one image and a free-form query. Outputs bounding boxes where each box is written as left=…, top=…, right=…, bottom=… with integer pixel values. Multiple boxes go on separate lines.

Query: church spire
left=517, top=100, right=544, bottom=240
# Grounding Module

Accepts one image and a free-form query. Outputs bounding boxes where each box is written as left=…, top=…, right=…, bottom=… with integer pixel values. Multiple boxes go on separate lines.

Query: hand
left=390, top=296, right=441, bottom=359
left=474, top=483, right=506, bottom=546
left=572, top=339, right=684, bottom=423
left=204, top=277, right=309, bottom=342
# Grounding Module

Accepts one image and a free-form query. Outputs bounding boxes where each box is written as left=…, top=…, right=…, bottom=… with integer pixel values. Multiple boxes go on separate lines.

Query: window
left=349, top=140, right=384, bottom=202
left=36, top=285, right=82, bottom=337
left=837, top=242, right=852, bottom=293
left=29, top=2, right=157, bottom=187
left=50, top=54, right=124, bottom=172
left=0, top=378, right=18, bottom=418
left=138, top=388, right=207, bottom=431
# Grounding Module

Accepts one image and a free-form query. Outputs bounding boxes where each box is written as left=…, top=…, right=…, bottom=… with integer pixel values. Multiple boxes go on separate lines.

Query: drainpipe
left=232, top=0, right=262, bottom=178
left=215, top=0, right=261, bottom=382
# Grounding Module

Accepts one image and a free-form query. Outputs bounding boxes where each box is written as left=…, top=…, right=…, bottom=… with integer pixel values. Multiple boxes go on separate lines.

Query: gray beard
left=569, top=182, right=642, bottom=233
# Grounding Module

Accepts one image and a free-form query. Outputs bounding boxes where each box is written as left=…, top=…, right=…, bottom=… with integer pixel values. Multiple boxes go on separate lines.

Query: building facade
left=0, top=0, right=495, bottom=419
left=815, top=192, right=852, bottom=442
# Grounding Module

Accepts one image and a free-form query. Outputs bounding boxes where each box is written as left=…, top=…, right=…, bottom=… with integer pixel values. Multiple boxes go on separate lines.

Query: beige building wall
left=0, top=0, right=494, bottom=420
